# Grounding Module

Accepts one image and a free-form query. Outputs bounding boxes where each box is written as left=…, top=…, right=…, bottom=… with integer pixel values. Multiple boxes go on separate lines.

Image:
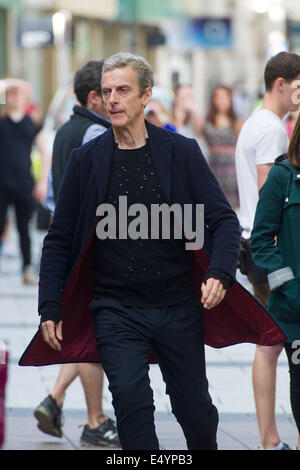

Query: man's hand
left=201, top=278, right=227, bottom=310
left=40, top=320, right=63, bottom=351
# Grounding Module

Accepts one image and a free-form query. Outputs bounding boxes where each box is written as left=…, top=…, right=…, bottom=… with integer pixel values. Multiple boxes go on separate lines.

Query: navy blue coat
left=19, top=121, right=286, bottom=366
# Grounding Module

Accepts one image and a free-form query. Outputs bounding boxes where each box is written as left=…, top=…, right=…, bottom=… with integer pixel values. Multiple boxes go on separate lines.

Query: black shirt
left=93, top=141, right=197, bottom=306
left=0, top=115, right=42, bottom=193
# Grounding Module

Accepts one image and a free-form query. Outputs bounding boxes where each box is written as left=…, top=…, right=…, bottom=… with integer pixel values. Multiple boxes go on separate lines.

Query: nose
left=109, top=89, right=118, bottom=105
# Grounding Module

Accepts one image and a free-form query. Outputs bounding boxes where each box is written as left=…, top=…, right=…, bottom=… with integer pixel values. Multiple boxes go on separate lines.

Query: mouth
left=110, top=110, right=124, bottom=116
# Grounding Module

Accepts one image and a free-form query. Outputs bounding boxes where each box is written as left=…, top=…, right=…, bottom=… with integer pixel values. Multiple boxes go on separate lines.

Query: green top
left=251, top=155, right=300, bottom=342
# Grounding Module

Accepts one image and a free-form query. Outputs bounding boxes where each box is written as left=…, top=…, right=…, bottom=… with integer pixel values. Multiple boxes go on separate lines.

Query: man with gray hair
left=20, top=52, right=285, bottom=450
left=102, top=52, right=155, bottom=94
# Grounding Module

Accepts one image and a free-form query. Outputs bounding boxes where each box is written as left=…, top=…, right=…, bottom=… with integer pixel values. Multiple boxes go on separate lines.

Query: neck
left=215, top=112, right=231, bottom=125
left=7, top=109, right=26, bottom=121
left=85, top=101, right=108, bottom=120
left=261, top=93, right=287, bottom=120
left=113, top=120, right=148, bottom=149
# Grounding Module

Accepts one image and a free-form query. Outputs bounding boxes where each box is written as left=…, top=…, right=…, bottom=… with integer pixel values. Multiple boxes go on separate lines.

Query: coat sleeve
left=38, top=148, right=81, bottom=312
left=188, top=139, right=241, bottom=279
left=250, top=166, right=294, bottom=290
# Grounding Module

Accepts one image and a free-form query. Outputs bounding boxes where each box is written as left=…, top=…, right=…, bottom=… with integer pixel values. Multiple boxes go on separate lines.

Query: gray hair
left=102, top=52, right=154, bottom=96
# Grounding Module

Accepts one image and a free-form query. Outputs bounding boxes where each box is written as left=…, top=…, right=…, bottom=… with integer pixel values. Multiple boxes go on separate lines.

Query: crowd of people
left=1, top=50, right=300, bottom=450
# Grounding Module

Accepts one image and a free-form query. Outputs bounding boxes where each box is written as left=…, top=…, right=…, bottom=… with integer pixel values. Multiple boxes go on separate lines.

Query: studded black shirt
left=93, top=141, right=196, bottom=306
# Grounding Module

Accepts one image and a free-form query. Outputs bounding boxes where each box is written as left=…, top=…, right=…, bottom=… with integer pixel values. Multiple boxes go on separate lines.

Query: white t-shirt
left=235, top=108, right=289, bottom=238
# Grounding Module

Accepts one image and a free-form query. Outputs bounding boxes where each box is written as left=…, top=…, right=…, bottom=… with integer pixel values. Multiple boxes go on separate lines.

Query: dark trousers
left=284, top=343, right=300, bottom=433
left=0, top=188, right=35, bottom=269
left=90, top=297, right=219, bottom=450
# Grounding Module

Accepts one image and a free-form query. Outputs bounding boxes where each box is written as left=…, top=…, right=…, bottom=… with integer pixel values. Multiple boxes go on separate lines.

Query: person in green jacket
left=251, top=114, right=300, bottom=450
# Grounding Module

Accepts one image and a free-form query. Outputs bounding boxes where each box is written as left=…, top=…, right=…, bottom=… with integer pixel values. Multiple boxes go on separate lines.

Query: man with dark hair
left=51, top=60, right=109, bottom=202
left=34, top=60, right=120, bottom=448
left=236, top=50, right=300, bottom=450
left=73, top=60, right=102, bottom=106
left=264, top=51, right=300, bottom=92
left=21, top=53, right=286, bottom=450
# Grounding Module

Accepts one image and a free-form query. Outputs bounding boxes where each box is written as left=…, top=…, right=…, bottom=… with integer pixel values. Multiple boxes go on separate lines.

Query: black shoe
left=34, top=395, right=63, bottom=438
left=80, top=418, right=120, bottom=448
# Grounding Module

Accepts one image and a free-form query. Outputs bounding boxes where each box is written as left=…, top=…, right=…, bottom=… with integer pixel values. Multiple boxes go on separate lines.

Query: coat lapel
left=146, top=121, right=173, bottom=204
left=91, top=127, right=115, bottom=204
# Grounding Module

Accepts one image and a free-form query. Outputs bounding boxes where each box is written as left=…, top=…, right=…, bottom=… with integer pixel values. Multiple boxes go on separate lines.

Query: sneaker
left=280, top=442, right=293, bottom=450
left=257, top=441, right=292, bottom=450
left=34, top=395, right=63, bottom=438
left=80, top=417, right=120, bottom=448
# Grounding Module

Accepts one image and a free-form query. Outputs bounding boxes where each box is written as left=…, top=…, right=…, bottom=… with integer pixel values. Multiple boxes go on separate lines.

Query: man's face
left=282, top=74, right=300, bottom=113
left=101, top=66, right=151, bottom=129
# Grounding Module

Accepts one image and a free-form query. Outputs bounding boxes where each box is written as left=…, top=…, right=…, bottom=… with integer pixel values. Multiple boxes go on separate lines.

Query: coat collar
left=92, top=120, right=173, bottom=204
left=73, top=105, right=111, bottom=128
left=275, top=154, right=300, bottom=182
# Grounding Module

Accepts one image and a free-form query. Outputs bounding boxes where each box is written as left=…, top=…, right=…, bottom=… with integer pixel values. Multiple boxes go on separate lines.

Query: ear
left=143, top=87, right=152, bottom=108
left=273, top=77, right=285, bottom=93
left=87, top=89, right=99, bottom=107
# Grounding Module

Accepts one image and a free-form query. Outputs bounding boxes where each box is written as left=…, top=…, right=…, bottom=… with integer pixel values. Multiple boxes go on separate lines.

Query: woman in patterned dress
left=204, top=85, right=244, bottom=211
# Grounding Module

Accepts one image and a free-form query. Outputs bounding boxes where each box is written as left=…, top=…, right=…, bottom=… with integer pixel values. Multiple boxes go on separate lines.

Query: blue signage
left=165, top=17, right=232, bottom=50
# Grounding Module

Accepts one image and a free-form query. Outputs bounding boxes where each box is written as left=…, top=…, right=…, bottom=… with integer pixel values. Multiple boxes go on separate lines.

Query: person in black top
left=45, top=62, right=111, bottom=215
left=37, top=53, right=241, bottom=450
left=0, top=80, right=50, bottom=284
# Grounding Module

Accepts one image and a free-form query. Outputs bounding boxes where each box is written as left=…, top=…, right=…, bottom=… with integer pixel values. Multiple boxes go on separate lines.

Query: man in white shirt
left=235, top=51, right=300, bottom=450
left=236, top=109, right=289, bottom=240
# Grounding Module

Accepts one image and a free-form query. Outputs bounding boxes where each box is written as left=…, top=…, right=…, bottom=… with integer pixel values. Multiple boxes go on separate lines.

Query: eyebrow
left=102, top=84, right=133, bottom=91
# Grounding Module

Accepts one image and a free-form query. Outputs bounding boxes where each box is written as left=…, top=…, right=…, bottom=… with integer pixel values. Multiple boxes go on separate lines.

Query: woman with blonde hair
left=0, top=79, right=50, bottom=284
